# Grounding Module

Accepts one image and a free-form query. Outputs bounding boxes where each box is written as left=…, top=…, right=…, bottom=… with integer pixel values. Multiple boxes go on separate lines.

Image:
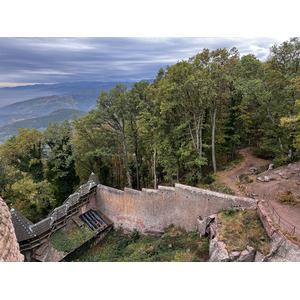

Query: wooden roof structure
left=10, top=173, right=99, bottom=246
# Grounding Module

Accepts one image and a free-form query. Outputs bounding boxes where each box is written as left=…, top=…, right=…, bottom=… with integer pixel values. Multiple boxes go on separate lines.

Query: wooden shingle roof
left=10, top=209, right=35, bottom=242
left=10, top=173, right=98, bottom=244
left=30, top=217, right=52, bottom=236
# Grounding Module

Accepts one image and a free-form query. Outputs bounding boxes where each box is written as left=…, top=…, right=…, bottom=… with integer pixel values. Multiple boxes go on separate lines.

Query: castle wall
left=0, top=197, right=24, bottom=262
left=96, top=183, right=257, bottom=234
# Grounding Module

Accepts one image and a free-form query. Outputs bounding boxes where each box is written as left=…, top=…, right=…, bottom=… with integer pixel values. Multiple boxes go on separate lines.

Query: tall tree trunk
left=131, top=120, right=140, bottom=190
left=211, top=105, right=217, bottom=173
left=121, top=121, right=132, bottom=188
left=266, top=98, right=284, bottom=152
left=199, top=111, right=204, bottom=176
left=153, top=147, right=157, bottom=189
left=135, top=151, right=140, bottom=190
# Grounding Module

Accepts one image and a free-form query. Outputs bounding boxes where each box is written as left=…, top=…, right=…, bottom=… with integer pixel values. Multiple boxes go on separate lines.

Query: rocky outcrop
left=237, top=246, right=256, bottom=262
left=206, top=203, right=300, bottom=262
left=0, top=197, right=24, bottom=262
left=197, top=214, right=216, bottom=237
left=258, top=201, right=300, bottom=262
left=206, top=214, right=263, bottom=262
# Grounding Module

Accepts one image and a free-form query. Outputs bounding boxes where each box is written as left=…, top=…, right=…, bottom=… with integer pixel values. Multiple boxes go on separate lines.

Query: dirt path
left=216, top=147, right=271, bottom=197
left=216, top=147, right=300, bottom=237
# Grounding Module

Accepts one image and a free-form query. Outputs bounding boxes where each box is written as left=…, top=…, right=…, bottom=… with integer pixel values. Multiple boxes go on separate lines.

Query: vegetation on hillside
left=0, top=38, right=299, bottom=222
left=218, top=209, right=270, bottom=255
left=66, top=226, right=210, bottom=262
left=0, top=109, right=86, bottom=144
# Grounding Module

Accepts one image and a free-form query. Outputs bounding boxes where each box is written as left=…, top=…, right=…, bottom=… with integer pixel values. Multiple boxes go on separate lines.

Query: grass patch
left=217, top=209, right=270, bottom=255
left=238, top=173, right=253, bottom=184
left=66, top=225, right=210, bottom=262
left=281, top=230, right=300, bottom=247
left=218, top=153, right=244, bottom=171
left=277, top=190, right=298, bottom=206
left=50, top=226, right=94, bottom=253
left=256, top=164, right=270, bottom=174
left=201, top=180, right=235, bottom=195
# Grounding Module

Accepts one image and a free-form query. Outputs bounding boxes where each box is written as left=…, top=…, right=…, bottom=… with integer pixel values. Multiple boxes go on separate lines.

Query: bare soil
left=216, top=147, right=300, bottom=236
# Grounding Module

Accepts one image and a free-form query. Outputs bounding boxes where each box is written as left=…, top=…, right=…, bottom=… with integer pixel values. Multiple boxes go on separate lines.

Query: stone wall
left=96, top=183, right=257, bottom=234
left=0, top=197, right=24, bottom=262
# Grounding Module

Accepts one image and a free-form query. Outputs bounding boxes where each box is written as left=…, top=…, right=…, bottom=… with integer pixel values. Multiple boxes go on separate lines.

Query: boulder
left=237, top=246, right=256, bottom=262
left=254, top=251, right=266, bottom=262
left=229, top=251, right=240, bottom=261
left=197, top=214, right=216, bottom=237
left=248, top=167, right=258, bottom=175
left=209, top=240, right=229, bottom=262
left=278, top=172, right=289, bottom=179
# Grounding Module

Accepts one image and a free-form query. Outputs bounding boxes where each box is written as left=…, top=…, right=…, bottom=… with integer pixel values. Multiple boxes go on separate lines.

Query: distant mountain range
left=0, top=109, right=86, bottom=144
left=0, top=81, right=134, bottom=144
left=0, top=81, right=132, bottom=108
left=0, top=93, right=98, bottom=119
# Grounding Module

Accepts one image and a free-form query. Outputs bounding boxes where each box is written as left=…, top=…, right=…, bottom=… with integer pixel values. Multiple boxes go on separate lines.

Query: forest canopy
left=0, top=37, right=299, bottom=222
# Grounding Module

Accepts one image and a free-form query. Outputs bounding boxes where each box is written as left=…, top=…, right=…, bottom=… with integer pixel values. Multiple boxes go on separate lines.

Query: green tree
left=127, top=81, right=150, bottom=189
left=72, top=111, right=113, bottom=186
left=96, top=83, right=133, bottom=188
left=138, top=69, right=165, bottom=188
left=207, top=47, right=240, bottom=172
left=4, top=174, right=55, bottom=222
left=44, top=120, right=80, bottom=205
left=0, top=128, right=44, bottom=182
left=281, top=76, right=300, bottom=152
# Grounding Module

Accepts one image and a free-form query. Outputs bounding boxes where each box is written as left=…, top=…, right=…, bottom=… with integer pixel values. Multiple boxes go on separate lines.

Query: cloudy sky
left=0, top=37, right=291, bottom=87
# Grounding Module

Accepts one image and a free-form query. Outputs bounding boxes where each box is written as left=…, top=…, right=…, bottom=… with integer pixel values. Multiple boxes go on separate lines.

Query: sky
left=0, top=37, right=291, bottom=87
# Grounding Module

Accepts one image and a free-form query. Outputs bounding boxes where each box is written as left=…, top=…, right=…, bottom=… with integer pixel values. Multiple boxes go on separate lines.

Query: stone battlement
left=97, top=183, right=257, bottom=233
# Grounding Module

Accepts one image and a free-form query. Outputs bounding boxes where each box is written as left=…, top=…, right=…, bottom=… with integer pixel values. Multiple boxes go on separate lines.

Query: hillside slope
left=0, top=93, right=98, bottom=118
left=0, top=109, right=86, bottom=143
left=0, top=81, right=128, bottom=108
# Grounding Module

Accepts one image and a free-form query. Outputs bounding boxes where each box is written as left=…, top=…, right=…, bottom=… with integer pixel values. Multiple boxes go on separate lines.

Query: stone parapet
left=96, top=183, right=258, bottom=234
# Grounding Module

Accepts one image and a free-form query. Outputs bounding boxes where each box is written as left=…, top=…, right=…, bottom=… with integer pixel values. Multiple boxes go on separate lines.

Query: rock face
left=237, top=246, right=256, bottom=262
left=205, top=215, right=265, bottom=262
left=206, top=215, right=262, bottom=262
left=197, top=214, right=216, bottom=237
left=0, top=197, right=24, bottom=262
left=205, top=209, right=300, bottom=262
left=257, top=201, right=300, bottom=262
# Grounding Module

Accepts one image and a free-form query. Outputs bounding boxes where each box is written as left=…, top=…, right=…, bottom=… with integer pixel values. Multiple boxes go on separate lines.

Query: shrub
left=203, top=174, right=215, bottom=185
left=256, top=164, right=269, bottom=174
left=254, top=147, right=276, bottom=159
left=186, top=171, right=201, bottom=186
left=238, top=173, right=253, bottom=183
left=190, top=228, right=198, bottom=239
left=277, top=190, right=298, bottom=205
left=224, top=208, right=239, bottom=216
left=273, top=156, right=291, bottom=168
left=130, top=229, right=140, bottom=242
